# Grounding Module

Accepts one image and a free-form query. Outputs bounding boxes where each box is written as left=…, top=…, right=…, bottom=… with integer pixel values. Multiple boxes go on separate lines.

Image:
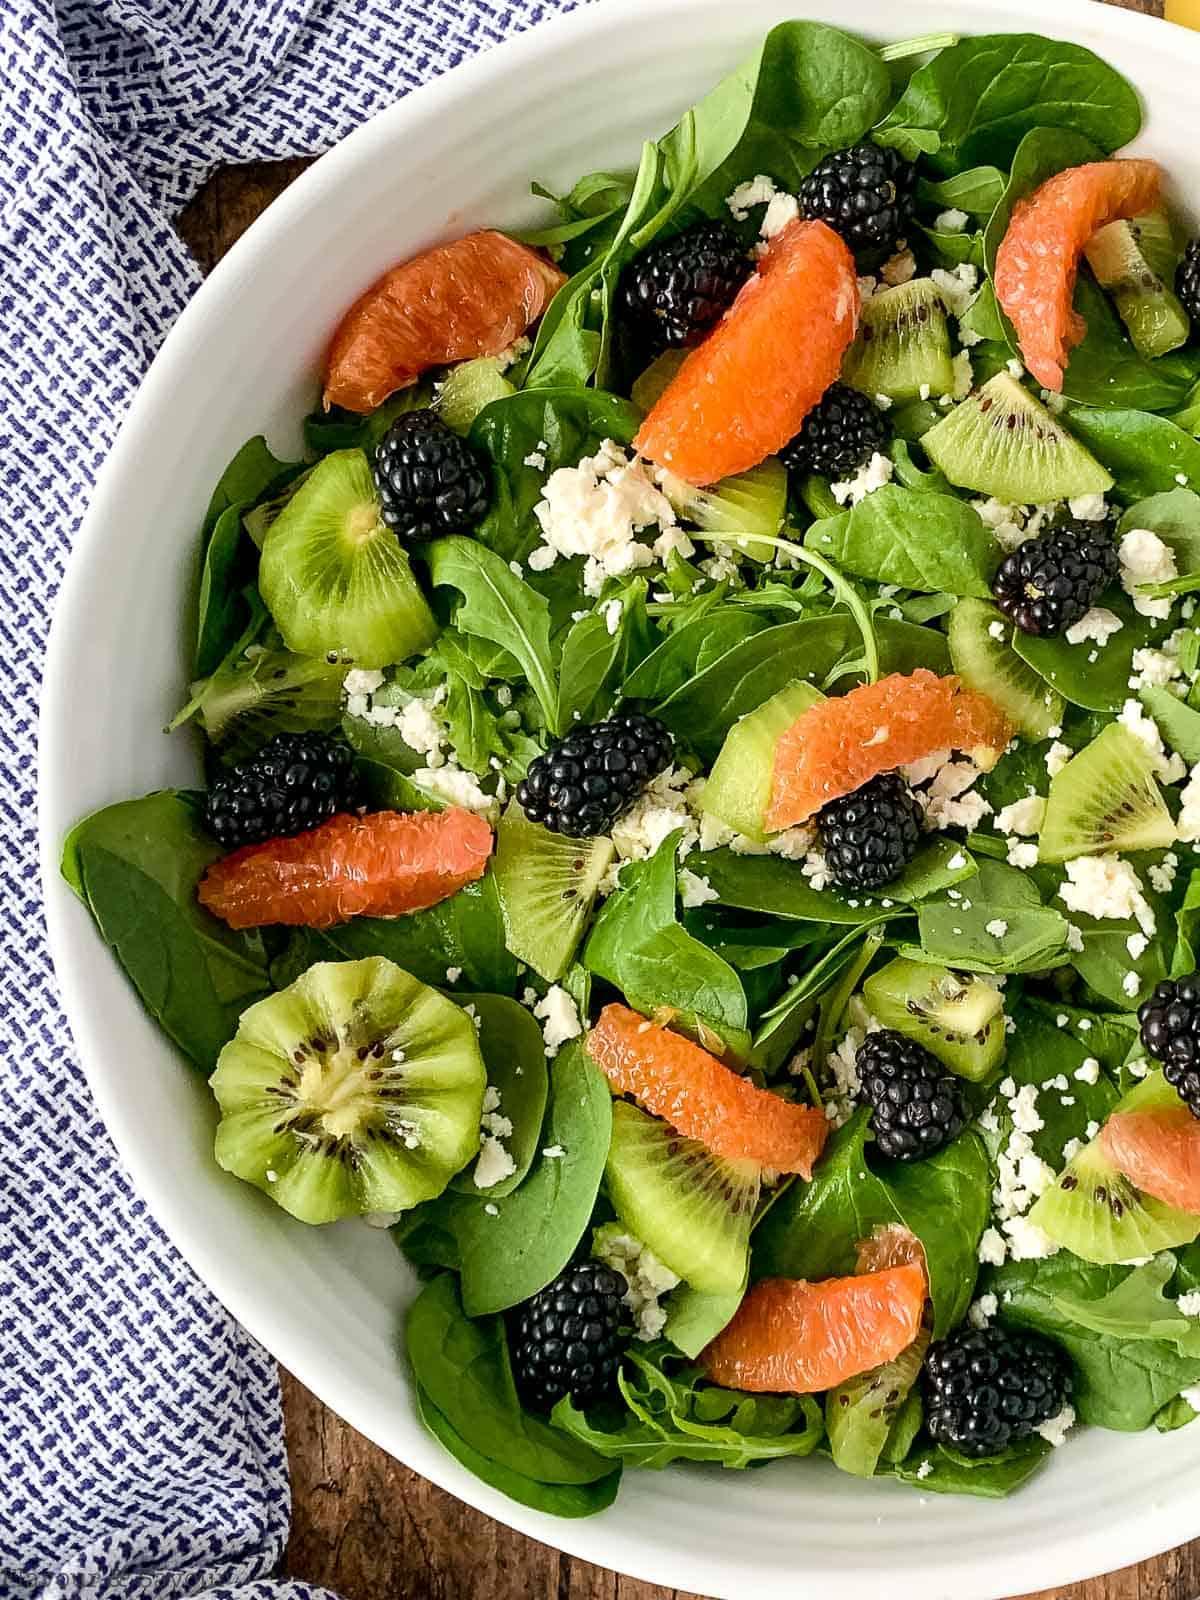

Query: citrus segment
left=766, top=668, right=1012, bottom=830
left=855, top=1223, right=928, bottom=1287
left=586, top=1003, right=829, bottom=1176
left=634, top=220, right=859, bottom=485
left=198, top=808, right=493, bottom=929
left=323, top=231, right=565, bottom=413
left=1099, top=1106, right=1200, bottom=1215
left=994, top=159, right=1162, bottom=392
left=701, top=1265, right=927, bottom=1394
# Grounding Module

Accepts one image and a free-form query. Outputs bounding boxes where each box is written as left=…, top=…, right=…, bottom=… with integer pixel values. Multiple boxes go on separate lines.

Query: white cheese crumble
left=986, top=919, right=1009, bottom=939
left=592, top=1224, right=681, bottom=1341
left=1119, top=528, right=1177, bottom=620
left=1006, top=839, right=1039, bottom=869
left=533, top=985, right=582, bottom=1058
left=1068, top=493, right=1108, bottom=522
left=995, top=795, right=1045, bottom=836
left=830, top=450, right=894, bottom=506
left=531, top=438, right=679, bottom=593
left=1075, top=1059, right=1101, bottom=1086
left=678, top=869, right=718, bottom=909
left=1129, top=645, right=1182, bottom=691
left=988, top=620, right=1006, bottom=640
left=412, top=763, right=498, bottom=821
left=1003, top=1215, right=1060, bottom=1261
left=475, top=1134, right=516, bottom=1190
left=1150, top=851, right=1179, bottom=893
left=931, top=263, right=980, bottom=320
left=916, top=757, right=992, bottom=831
left=1036, top=1404, right=1076, bottom=1448
left=935, top=208, right=970, bottom=233
left=1064, top=607, right=1123, bottom=647
left=968, top=1292, right=999, bottom=1329
left=1045, top=740, right=1073, bottom=779
left=1177, top=766, right=1200, bottom=842
left=978, top=1227, right=1008, bottom=1266
left=1117, top=698, right=1187, bottom=782
left=1123, top=970, right=1141, bottom=998
left=761, top=191, right=801, bottom=241
left=726, top=174, right=778, bottom=220
left=1058, top=856, right=1155, bottom=936
left=600, top=597, right=624, bottom=636
left=1177, top=1291, right=1200, bottom=1317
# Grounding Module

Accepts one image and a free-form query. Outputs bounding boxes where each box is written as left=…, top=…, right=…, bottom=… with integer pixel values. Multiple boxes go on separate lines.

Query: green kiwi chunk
left=826, top=1326, right=931, bottom=1479
left=671, top=458, right=788, bottom=562
left=702, top=681, right=824, bottom=843
left=922, top=373, right=1113, bottom=503
left=492, top=802, right=615, bottom=982
left=947, top=598, right=1063, bottom=739
left=1039, top=722, right=1177, bottom=864
left=843, top=279, right=955, bottom=403
left=210, top=956, right=485, bottom=1224
left=437, top=357, right=515, bottom=433
left=863, top=957, right=1006, bottom=1082
left=1084, top=212, right=1190, bottom=360
left=259, top=449, right=438, bottom=669
left=604, top=1100, right=759, bottom=1294
left=631, top=349, right=688, bottom=412
left=181, top=646, right=347, bottom=762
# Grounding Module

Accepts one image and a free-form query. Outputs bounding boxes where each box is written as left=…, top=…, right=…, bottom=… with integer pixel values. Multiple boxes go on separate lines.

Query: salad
left=62, top=21, right=1200, bottom=1516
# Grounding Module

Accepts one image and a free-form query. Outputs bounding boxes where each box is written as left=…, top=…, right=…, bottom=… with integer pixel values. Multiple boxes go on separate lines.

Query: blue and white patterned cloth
left=0, top=3, right=577, bottom=1594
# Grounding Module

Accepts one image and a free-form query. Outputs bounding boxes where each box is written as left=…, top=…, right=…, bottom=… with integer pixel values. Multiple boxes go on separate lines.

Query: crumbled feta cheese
left=1117, top=698, right=1184, bottom=781
left=1075, top=1059, right=1101, bottom=1086
left=542, top=1144, right=566, bottom=1158
left=973, top=498, right=1028, bottom=552
left=1126, top=932, right=1149, bottom=961
left=760, top=191, right=800, bottom=241
left=1177, top=765, right=1200, bottom=842
left=1068, top=493, right=1108, bottom=522
left=946, top=851, right=968, bottom=871
left=1003, top=1216, right=1060, bottom=1260
left=1129, top=646, right=1182, bottom=691
left=935, top=208, right=970, bottom=234
left=726, top=174, right=777, bottom=220
left=523, top=448, right=547, bottom=471
left=1123, top=970, right=1141, bottom=998
left=532, top=439, right=676, bottom=585
left=978, top=1227, right=1008, bottom=1266
left=600, top=597, right=624, bottom=636
left=1006, top=839, right=1039, bottom=869
left=916, top=757, right=992, bottom=831
left=931, top=263, right=979, bottom=320
left=445, top=966, right=462, bottom=984
left=988, top=620, right=1006, bottom=640
left=800, top=847, right=832, bottom=892
left=951, top=349, right=973, bottom=401
left=593, top=1224, right=681, bottom=1341
left=1064, top=607, right=1123, bottom=647
left=1119, top=528, right=1178, bottom=620
left=474, top=1135, right=516, bottom=1190
left=995, top=796, right=1046, bottom=836
left=830, top=450, right=894, bottom=506
left=1176, top=1291, right=1200, bottom=1318
left=533, top=985, right=582, bottom=1057
left=1010, top=1084, right=1045, bottom=1135
left=986, top=919, right=1009, bottom=939
left=968, top=1292, right=999, bottom=1329
left=1150, top=851, right=1180, bottom=894
left=678, top=869, right=718, bottom=909
left=344, top=668, right=386, bottom=697
left=413, top=763, right=497, bottom=820
left=1058, top=855, right=1155, bottom=936
left=916, top=1459, right=934, bottom=1480
left=1045, top=740, right=1073, bottom=779
left=397, top=697, right=447, bottom=759
left=1036, top=1404, right=1076, bottom=1448
left=610, top=765, right=700, bottom=866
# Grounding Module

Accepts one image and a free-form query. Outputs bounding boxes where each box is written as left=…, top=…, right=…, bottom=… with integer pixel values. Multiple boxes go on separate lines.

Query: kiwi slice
left=1039, top=723, right=1177, bottom=864
left=922, top=373, right=1113, bottom=503
left=947, top=598, right=1063, bottom=739
left=826, top=1326, right=930, bottom=1479
left=437, top=357, right=515, bottom=434
left=843, top=280, right=955, bottom=404
left=863, top=957, right=1006, bottom=1082
left=604, top=1100, right=759, bottom=1294
left=631, top=349, right=688, bottom=412
left=259, top=449, right=438, bottom=669
left=1084, top=212, right=1190, bottom=360
left=180, top=646, right=347, bottom=762
left=492, top=802, right=615, bottom=982
left=671, top=458, right=788, bottom=563
left=702, top=681, right=823, bottom=843
left=210, top=956, right=486, bottom=1224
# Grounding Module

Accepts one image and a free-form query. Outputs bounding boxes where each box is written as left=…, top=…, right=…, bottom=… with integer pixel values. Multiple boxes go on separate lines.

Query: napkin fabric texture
left=1, top=2, right=575, bottom=1595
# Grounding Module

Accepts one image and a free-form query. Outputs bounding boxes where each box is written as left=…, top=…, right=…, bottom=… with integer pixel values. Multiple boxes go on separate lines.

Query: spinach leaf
left=663, top=1281, right=745, bottom=1358
left=557, top=579, right=653, bottom=727
left=1059, top=275, right=1195, bottom=414
left=888, top=1438, right=1050, bottom=1497
left=918, top=166, right=1007, bottom=216
left=875, top=34, right=1141, bottom=172
left=400, top=1044, right=612, bottom=1316
left=1065, top=407, right=1200, bottom=501
left=1172, top=870, right=1200, bottom=979
left=1141, top=687, right=1200, bottom=765
left=584, top=834, right=749, bottom=1055
left=428, top=537, right=559, bottom=733
left=304, top=388, right=430, bottom=457
left=415, top=1386, right=619, bottom=1516
left=991, top=1253, right=1200, bottom=1430
left=450, top=994, right=548, bottom=1199
left=998, top=999, right=1121, bottom=1168
left=753, top=1111, right=991, bottom=1336
left=1118, top=488, right=1200, bottom=587
left=1013, top=593, right=1164, bottom=712
left=804, top=486, right=998, bottom=597
left=202, top=434, right=298, bottom=535
left=61, top=792, right=271, bottom=1073
left=910, top=861, right=1069, bottom=975
left=405, top=1273, right=614, bottom=1483
left=622, top=611, right=765, bottom=701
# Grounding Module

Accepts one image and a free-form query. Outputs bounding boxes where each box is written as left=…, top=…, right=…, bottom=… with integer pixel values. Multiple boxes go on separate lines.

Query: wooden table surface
left=175, top=2, right=1199, bottom=1594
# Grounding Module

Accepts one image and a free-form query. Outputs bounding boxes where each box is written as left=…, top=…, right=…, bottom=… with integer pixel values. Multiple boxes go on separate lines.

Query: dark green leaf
left=450, top=994, right=548, bottom=1199
left=888, top=1437, right=1051, bottom=1497
left=804, top=486, right=998, bottom=596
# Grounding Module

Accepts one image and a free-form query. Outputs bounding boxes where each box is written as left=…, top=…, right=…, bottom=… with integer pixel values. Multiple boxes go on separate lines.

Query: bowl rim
left=38, top=1, right=1200, bottom=1595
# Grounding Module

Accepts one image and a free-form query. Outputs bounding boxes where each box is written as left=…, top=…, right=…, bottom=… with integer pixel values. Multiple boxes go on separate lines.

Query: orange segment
left=855, top=1223, right=928, bottom=1288
left=994, top=159, right=1162, bottom=392
left=586, top=1002, right=828, bottom=1176
left=323, top=231, right=565, bottom=412
left=198, top=808, right=493, bottom=930
left=702, top=1265, right=927, bottom=1394
left=634, top=219, right=859, bottom=485
left=767, top=668, right=1012, bottom=830
left=1099, top=1106, right=1200, bottom=1215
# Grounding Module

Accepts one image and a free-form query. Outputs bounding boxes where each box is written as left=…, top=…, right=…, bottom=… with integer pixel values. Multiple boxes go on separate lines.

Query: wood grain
left=176, top=2, right=1199, bottom=1595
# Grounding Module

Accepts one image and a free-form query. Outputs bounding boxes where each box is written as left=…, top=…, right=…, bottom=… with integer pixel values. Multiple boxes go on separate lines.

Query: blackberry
left=779, top=382, right=889, bottom=482
left=373, top=409, right=490, bottom=539
left=924, top=1325, right=1073, bottom=1458
left=991, top=523, right=1119, bottom=637
left=815, top=772, right=922, bottom=891
left=509, top=1261, right=627, bottom=1412
left=798, top=142, right=917, bottom=257
left=1139, top=977, right=1200, bottom=1119
left=1176, top=237, right=1200, bottom=323
left=517, top=713, right=674, bottom=839
left=620, top=220, right=752, bottom=350
left=856, top=1029, right=969, bottom=1161
left=203, top=732, right=358, bottom=850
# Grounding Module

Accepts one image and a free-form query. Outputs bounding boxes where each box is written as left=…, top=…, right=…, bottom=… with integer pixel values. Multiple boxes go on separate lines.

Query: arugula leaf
left=804, top=486, right=998, bottom=597
left=875, top=34, right=1141, bottom=172
left=753, top=1111, right=991, bottom=1336
left=1050, top=1254, right=1200, bottom=1354
left=428, top=537, right=560, bottom=733
left=584, top=834, right=749, bottom=1055
left=557, top=579, right=653, bottom=727
left=61, top=792, right=271, bottom=1073
left=449, top=994, right=548, bottom=1199
left=405, top=1273, right=614, bottom=1483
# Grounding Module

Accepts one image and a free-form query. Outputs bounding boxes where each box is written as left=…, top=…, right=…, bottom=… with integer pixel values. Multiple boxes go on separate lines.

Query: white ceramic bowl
left=39, top=2, right=1200, bottom=1595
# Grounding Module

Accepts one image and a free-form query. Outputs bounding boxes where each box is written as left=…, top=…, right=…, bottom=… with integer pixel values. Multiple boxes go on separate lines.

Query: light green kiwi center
left=295, top=1051, right=380, bottom=1139
left=343, top=499, right=383, bottom=546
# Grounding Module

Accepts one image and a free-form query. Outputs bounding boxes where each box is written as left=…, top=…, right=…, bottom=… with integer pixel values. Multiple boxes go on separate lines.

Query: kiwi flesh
left=843, top=279, right=955, bottom=403
left=671, top=458, right=788, bottom=563
left=947, top=598, right=1064, bottom=739
left=826, top=1326, right=930, bottom=1479
left=1039, top=722, right=1177, bottom=864
left=702, top=681, right=824, bottom=843
left=180, top=646, right=347, bottom=763
left=922, top=373, right=1113, bottom=503
left=259, top=449, right=438, bottom=669
left=863, top=957, right=1006, bottom=1081
left=437, top=357, right=515, bottom=434
left=210, top=956, right=486, bottom=1224
left=1084, top=211, right=1190, bottom=360
left=631, top=349, right=688, bottom=412
left=492, top=801, right=615, bottom=982
left=604, top=1100, right=759, bottom=1294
